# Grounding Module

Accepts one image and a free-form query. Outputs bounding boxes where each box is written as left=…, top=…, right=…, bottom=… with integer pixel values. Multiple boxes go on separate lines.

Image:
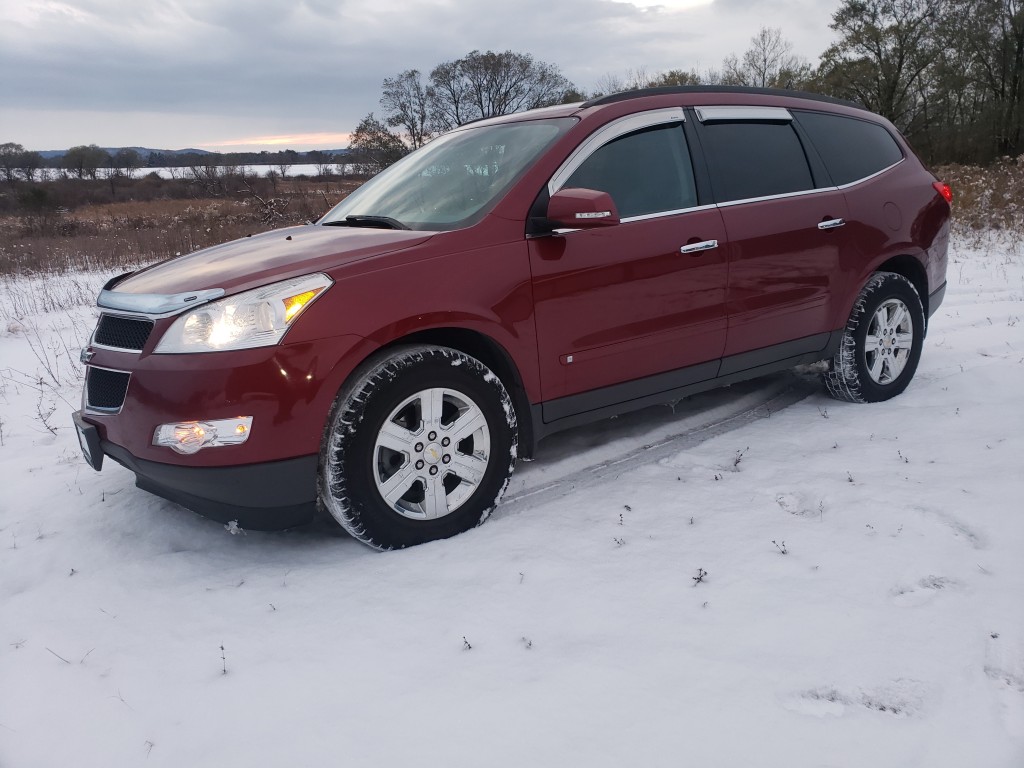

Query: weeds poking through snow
left=692, top=568, right=708, bottom=586
left=898, top=450, right=909, bottom=463
left=623, top=504, right=632, bottom=512
left=618, top=513, right=624, bottom=526
left=462, top=636, right=472, bottom=651
left=46, top=647, right=71, bottom=664
left=35, top=392, right=57, bottom=435
left=145, top=741, right=155, bottom=758
left=220, top=644, right=227, bottom=675
left=847, top=471, right=855, bottom=483
left=818, top=407, right=829, bottom=419
left=773, top=540, right=788, bottom=555
left=521, top=637, right=532, bottom=650
left=613, top=537, right=625, bottom=547
left=519, top=572, right=524, bottom=584
left=733, top=447, right=748, bottom=470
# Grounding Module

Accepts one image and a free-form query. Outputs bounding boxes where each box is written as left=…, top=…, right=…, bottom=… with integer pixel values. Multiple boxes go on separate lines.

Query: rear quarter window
left=796, top=111, right=904, bottom=186
left=698, top=121, right=814, bottom=203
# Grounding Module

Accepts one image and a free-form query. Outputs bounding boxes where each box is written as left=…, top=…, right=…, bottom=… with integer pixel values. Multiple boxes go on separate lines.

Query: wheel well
left=379, top=328, right=537, bottom=459
left=876, top=255, right=929, bottom=318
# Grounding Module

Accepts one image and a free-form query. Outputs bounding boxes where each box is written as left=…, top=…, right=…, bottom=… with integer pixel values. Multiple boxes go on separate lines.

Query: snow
left=1, top=233, right=1023, bottom=767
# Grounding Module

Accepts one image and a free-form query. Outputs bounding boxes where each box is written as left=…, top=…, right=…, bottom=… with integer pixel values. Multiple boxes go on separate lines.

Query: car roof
left=461, top=86, right=868, bottom=131
left=581, top=85, right=861, bottom=110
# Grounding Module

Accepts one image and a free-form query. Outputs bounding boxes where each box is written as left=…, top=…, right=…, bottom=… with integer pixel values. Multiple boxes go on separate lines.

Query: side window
left=699, top=121, right=814, bottom=203
left=563, top=124, right=697, bottom=219
left=796, top=111, right=904, bottom=186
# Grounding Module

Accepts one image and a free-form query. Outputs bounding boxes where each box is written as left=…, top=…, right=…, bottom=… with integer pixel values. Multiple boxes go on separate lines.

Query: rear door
left=692, top=106, right=854, bottom=361
left=528, top=109, right=729, bottom=418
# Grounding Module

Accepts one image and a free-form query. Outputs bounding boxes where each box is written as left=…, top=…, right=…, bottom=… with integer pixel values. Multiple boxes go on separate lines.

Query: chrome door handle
left=679, top=239, right=719, bottom=254
left=817, top=218, right=846, bottom=230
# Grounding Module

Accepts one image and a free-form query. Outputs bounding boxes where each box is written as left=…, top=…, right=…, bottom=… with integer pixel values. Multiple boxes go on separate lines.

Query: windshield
left=320, top=118, right=574, bottom=231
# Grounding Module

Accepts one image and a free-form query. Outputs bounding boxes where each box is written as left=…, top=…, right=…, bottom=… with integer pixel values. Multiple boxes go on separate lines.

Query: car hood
left=109, top=225, right=434, bottom=297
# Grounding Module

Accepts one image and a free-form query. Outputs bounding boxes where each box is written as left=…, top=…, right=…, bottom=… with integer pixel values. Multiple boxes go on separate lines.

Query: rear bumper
left=74, top=411, right=318, bottom=530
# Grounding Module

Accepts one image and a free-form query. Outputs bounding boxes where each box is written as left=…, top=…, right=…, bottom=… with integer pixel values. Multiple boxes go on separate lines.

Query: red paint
left=80, top=89, right=950, bottom=476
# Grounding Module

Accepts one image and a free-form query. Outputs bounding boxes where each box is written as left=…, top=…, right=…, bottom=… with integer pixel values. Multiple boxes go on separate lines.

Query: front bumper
left=74, top=411, right=319, bottom=530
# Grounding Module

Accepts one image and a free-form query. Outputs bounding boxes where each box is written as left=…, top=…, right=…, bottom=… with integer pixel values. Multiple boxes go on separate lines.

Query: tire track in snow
left=495, top=374, right=820, bottom=517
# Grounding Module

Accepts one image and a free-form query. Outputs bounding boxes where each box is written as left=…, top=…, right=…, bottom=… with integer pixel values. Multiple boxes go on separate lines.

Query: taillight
left=932, top=181, right=952, bottom=204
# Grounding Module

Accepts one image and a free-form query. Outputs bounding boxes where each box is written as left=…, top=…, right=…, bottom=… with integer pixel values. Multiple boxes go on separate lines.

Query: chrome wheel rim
left=865, top=298, right=914, bottom=385
left=372, top=387, right=491, bottom=520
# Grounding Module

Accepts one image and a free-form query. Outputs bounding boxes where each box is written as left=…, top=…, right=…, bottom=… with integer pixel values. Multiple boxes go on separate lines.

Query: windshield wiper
left=321, top=215, right=410, bottom=230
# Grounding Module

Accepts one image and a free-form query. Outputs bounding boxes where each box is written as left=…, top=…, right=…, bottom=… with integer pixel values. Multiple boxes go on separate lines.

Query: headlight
left=154, top=274, right=332, bottom=353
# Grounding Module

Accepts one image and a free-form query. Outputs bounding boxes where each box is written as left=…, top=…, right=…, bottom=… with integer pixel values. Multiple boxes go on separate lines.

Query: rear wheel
left=824, top=272, right=925, bottom=403
left=319, top=345, right=517, bottom=549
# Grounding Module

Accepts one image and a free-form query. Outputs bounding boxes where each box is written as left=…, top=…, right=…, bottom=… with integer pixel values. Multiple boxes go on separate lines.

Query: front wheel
left=319, top=345, right=518, bottom=549
left=824, top=271, right=925, bottom=403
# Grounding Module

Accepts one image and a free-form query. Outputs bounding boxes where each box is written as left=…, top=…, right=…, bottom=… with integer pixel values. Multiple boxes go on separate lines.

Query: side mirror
left=546, top=187, right=620, bottom=229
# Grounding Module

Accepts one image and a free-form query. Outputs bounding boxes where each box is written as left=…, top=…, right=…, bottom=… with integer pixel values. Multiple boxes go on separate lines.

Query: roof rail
left=581, top=85, right=862, bottom=111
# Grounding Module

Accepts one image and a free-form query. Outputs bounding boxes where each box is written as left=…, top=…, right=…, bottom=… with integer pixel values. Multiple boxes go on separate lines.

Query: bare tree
left=381, top=70, right=434, bottom=149
left=722, top=27, right=811, bottom=88
left=112, top=148, right=141, bottom=179
left=427, top=50, right=575, bottom=131
left=818, top=1, right=944, bottom=132
left=348, top=113, right=409, bottom=175
left=276, top=149, right=298, bottom=178
left=0, top=142, right=23, bottom=182
left=62, top=144, right=108, bottom=180
left=307, top=150, right=334, bottom=177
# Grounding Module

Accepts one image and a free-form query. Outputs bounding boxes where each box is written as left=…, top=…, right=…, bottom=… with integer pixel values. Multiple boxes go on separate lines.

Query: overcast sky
left=0, top=0, right=842, bottom=153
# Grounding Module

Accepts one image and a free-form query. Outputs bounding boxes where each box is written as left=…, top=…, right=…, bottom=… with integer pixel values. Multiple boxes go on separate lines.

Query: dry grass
left=936, top=157, right=1024, bottom=240
left=0, top=178, right=360, bottom=277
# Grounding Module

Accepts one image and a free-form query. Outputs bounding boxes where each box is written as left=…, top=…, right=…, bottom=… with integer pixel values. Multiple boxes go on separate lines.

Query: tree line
left=0, top=143, right=351, bottom=183
left=352, top=0, right=1024, bottom=171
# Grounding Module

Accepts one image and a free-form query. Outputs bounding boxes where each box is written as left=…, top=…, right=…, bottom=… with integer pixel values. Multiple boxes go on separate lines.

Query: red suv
left=73, top=86, right=951, bottom=549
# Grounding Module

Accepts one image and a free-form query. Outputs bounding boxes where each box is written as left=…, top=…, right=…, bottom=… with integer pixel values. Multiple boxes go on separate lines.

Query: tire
left=824, top=271, right=925, bottom=403
left=319, top=345, right=518, bottom=549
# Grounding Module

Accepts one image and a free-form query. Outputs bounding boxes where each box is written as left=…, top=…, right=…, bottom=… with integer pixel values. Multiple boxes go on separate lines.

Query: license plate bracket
left=72, top=411, right=104, bottom=471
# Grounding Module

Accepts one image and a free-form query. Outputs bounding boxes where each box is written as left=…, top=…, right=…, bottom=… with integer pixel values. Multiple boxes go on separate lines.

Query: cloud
left=0, top=0, right=842, bottom=150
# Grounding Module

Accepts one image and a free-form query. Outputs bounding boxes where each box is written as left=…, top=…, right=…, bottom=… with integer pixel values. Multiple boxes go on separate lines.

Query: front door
left=528, top=113, right=729, bottom=420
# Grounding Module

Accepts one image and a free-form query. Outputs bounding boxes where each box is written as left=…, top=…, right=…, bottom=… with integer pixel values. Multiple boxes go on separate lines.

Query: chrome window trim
left=84, top=365, right=131, bottom=415
left=548, top=108, right=686, bottom=195
left=621, top=203, right=718, bottom=223
left=97, top=287, right=225, bottom=317
left=836, top=157, right=905, bottom=189
left=716, top=186, right=838, bottom=208
left=695, top=106, right=793, bottom=122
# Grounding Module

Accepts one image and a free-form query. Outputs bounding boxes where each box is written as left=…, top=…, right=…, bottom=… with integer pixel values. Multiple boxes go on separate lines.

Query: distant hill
left=38, top=146, right=351, bottom=160
left=37, top=147, right=216, bottom=160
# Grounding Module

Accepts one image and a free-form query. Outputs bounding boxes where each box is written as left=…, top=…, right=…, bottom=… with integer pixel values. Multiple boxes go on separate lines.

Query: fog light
left=153, top=417, right=254, bottom=455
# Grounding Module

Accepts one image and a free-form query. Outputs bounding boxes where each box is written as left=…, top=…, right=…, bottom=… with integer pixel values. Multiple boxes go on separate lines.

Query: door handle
left=679, top=239, right=719, bottom=254
left=817, top=218, right=846, bottom=230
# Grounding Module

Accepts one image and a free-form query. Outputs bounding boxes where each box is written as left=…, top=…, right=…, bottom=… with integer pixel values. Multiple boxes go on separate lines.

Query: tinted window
left=564, top=124, right=697, bottom=218
left=796, top=111, right=904, bottom=186
left=699, top=121, right=814, bottom=203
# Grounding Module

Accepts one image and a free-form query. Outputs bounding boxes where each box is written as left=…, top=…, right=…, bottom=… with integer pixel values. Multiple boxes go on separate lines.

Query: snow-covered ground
left=1, top=233, right=1022, bottom=767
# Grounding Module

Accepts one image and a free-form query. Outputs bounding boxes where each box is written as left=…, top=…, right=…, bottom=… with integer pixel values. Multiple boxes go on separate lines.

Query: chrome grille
left=94, top=314, right=153, bottom=351
left=86, top=368, right=130, bottom=411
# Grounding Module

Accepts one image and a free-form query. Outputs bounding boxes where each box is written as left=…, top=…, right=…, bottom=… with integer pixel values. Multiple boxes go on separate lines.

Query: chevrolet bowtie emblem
left=80, top=347, right=95, bottom=364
